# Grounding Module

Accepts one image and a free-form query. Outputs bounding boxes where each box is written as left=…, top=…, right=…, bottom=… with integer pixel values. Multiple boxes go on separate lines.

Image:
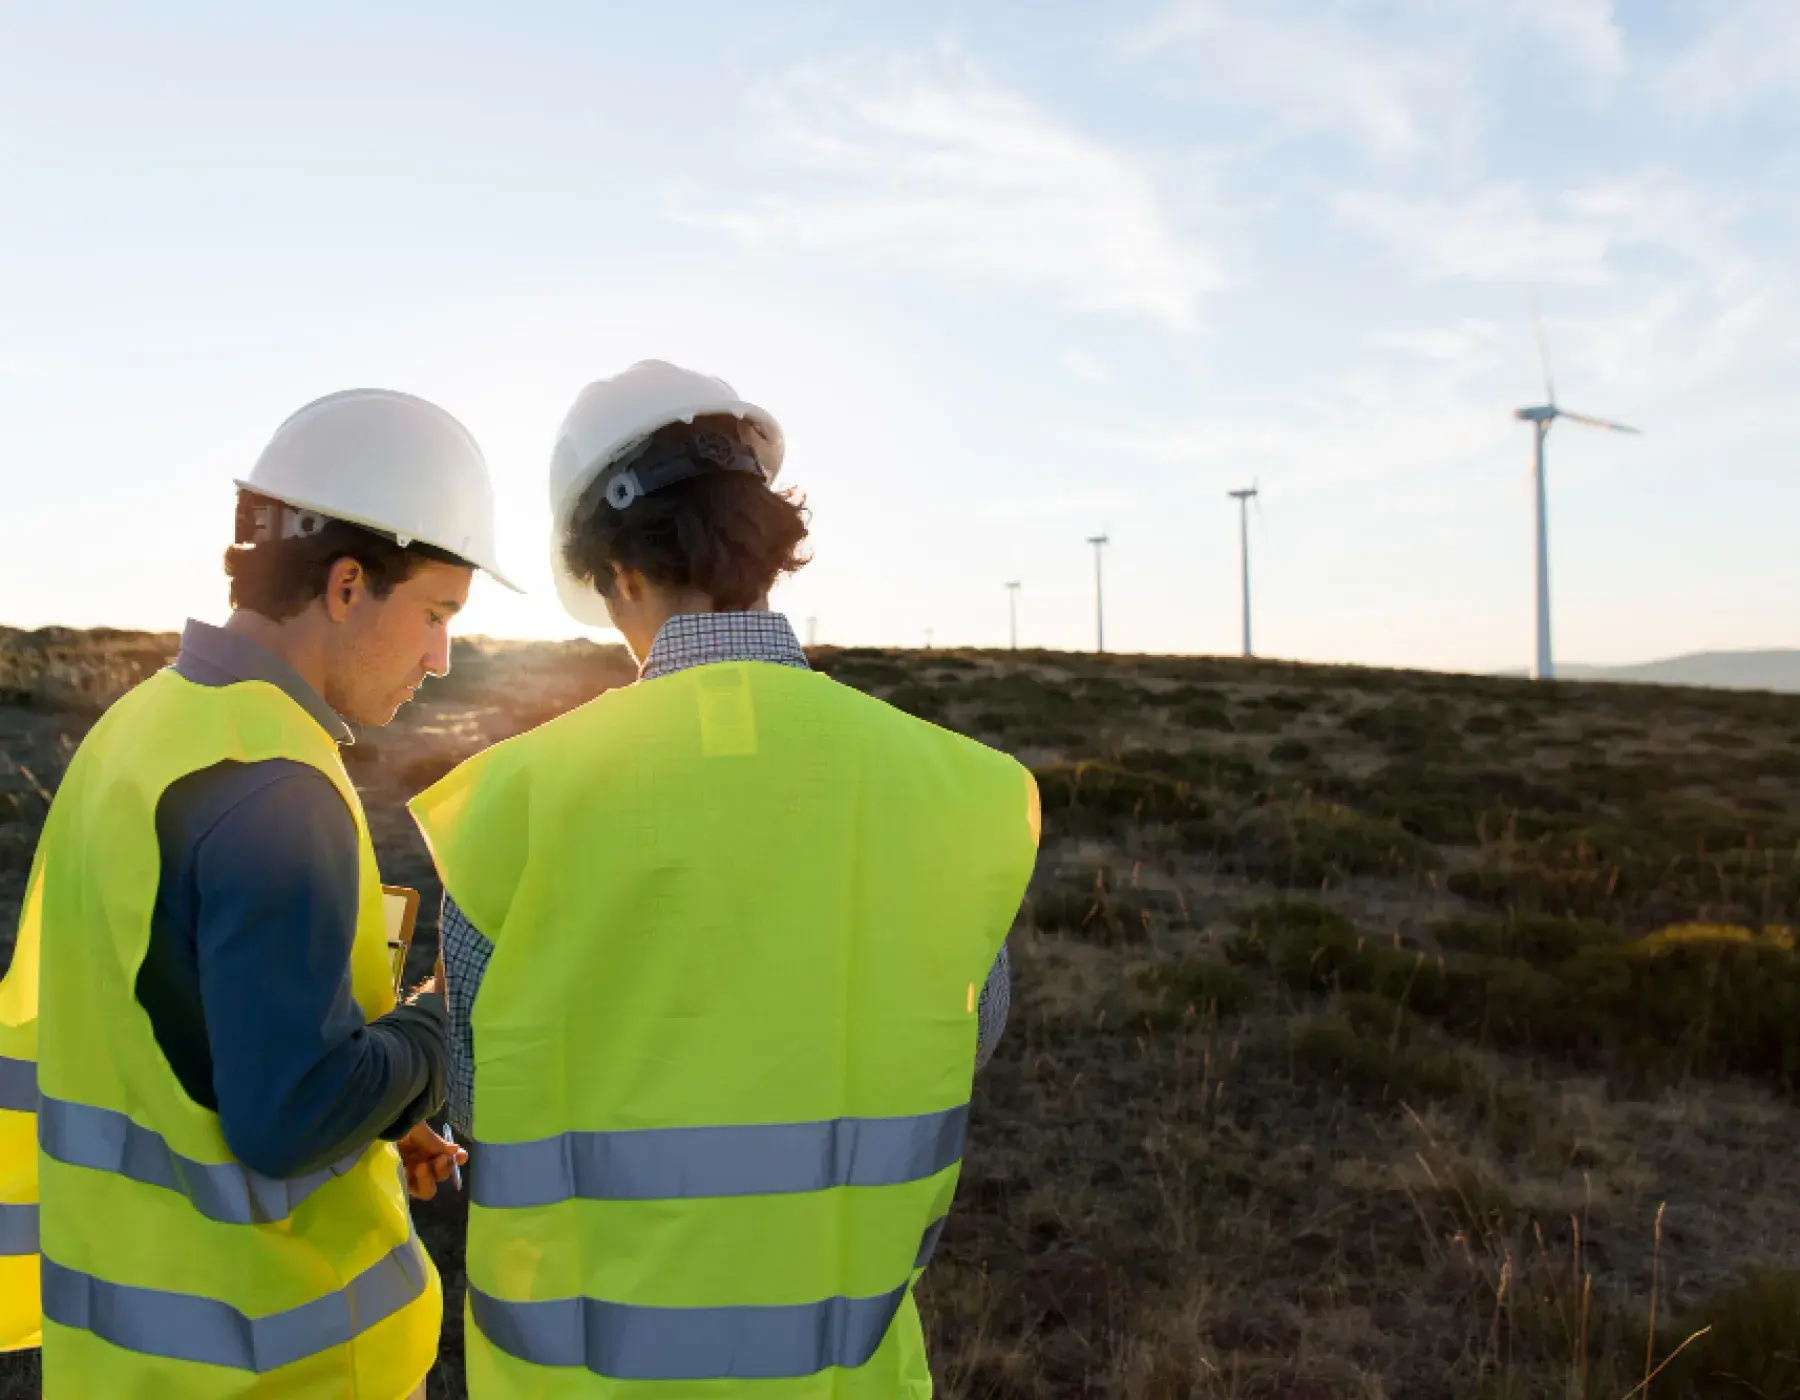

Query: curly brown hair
left=223, top=491, right=467, bottom=621
left=561, top=415, right=812, bottom=612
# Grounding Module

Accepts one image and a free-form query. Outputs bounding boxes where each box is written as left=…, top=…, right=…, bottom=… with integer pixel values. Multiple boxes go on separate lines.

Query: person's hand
left=398, top=1121, right=467, bottom=1200
left=405, top=956, right=448, bottom=1006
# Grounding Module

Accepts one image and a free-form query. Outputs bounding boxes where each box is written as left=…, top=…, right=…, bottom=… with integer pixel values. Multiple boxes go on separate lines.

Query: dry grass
left=3, top=632, right=1799, bottom=1398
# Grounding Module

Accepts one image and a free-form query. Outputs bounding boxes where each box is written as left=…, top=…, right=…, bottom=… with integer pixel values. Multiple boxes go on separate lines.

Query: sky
left=2, top=1, right=1797, bottom=672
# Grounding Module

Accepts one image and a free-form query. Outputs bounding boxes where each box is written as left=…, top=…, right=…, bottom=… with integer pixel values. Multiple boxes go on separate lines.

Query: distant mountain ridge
left=1515, top=650, right=1800, bottom=694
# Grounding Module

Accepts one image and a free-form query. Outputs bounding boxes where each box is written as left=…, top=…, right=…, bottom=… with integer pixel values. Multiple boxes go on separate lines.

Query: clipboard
left=382, top=885, right=421, bottom=998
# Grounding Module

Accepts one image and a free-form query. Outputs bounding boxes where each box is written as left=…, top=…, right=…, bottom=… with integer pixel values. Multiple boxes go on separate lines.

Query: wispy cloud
left=1367, top=319, right=1508, bottom=364
left=1486, top=0, right=1625, bottom=77
left=676, top=47, right=1221, bottom=330
left=1334, top=184, right=1617, bottom=283
left=1333, top=173, right=1747, bottom=287
left=1062, top=349, right=1111, bottom=383
left=1663, top=2, right=1800, bottom=110
left=1095, top=397, right=1514, bottom=494
left=1123, top=1, right=1465, bottom=160
left=1096, top=224, right=1792, bottom=501
left=1124, top=0, right=1625, bottom=163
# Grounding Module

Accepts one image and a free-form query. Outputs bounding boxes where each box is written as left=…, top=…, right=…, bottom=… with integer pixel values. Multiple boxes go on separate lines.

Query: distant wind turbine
left=1086, top=535, right=1109, bottom=653
left=1004, top=580, right=1021, bottom=650
left=1516, top=315, right=1641, bottom=681
left=1228, top=486, right=1260, bottom=658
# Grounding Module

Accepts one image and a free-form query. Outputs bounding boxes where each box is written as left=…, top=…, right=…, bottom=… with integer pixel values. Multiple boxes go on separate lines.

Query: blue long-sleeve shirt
left=132, top=619, right=447, bottom=1177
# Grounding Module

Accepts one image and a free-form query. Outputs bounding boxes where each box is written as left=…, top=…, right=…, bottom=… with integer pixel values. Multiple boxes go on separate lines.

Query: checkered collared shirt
left=439, top=610, right=1012, bottom=1136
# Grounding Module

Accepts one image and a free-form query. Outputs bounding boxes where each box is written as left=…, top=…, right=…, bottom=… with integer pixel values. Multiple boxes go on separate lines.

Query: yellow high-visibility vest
left=0, top=668, right=441, bottom=1397
left=0, top=841, right=43, bottom=1352
left=410, top=660, right=1040, bottom=1398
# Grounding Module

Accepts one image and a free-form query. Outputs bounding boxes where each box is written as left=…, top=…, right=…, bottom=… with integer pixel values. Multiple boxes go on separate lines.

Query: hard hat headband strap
left=235, top=495, right=332, bottom=545
left=595, top=427, right=768, bottom=513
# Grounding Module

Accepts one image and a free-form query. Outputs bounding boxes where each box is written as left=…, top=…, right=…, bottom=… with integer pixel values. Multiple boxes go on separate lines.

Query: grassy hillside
left=3, top=627, right=1799, bottom=1397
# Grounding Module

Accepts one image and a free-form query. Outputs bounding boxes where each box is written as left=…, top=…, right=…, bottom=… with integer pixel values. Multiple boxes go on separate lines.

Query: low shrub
left=1027, top=869, right=1151, bottom=946
left=1349, top=760, right=1594, bottom=845
left=1225, top=899, right=1361, bottom=981
left=1172, top=700, right=1235, bottom=732
left=1340, top=698, right=1456, bottom=754
left=1430, top=914, right=1616, bottom=965
left=1549, top=925, right=1800, bottom=1089
left=1236, top=906, right=1800, bottom=1091
left=1451, top=828, right=1800, bottom=925
left=885, top=682, right=946, bottom=725
left=1134, top=958, right=1255, bottom=1027
left=0, top=629, right=177, bottom=713
left=1234, top=800, right=1440, bottom=888
left=1289, top=1016, right=1476, bottom=1104
left=1659, top=1270, right=1800, bottom=1399
left=1031, top=761, right=1211, bottom=840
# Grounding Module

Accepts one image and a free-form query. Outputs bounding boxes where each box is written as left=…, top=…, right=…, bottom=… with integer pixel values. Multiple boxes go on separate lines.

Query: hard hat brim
left=232, top=480, right=524, bottom=593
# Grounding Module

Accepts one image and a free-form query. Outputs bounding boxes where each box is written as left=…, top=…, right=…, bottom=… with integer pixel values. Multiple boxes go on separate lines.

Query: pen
left=444, top=1123, right=464, bottom=1192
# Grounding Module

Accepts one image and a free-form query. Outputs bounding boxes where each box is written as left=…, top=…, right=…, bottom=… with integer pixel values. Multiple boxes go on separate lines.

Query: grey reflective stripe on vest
left=42, top=1230, right=430, bottom=1373
left=914, top=1214, right=947, bottom=1270
left=471, top=1104, right=969, bottom=1209
left=0, top=1055, right=36, bottom=1113
left=0, top=1202, right=38, bottom=1256
left=470, top=1279, right=910, bottom=1381
left=39, top=1095, right=363, bottom=1226
left=470, top=1214, right=947, bottom=1380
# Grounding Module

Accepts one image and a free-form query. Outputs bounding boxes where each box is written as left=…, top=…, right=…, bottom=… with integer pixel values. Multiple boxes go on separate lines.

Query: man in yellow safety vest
left=409, top=360, right=1040, bottom=1397
left=0, top=389, right=514, bottom=1397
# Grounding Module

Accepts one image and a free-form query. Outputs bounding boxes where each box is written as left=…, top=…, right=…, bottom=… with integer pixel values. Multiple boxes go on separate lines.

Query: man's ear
left=610, top=562, right=641, bottom=605
left=324, top=557, right=366, bottom=622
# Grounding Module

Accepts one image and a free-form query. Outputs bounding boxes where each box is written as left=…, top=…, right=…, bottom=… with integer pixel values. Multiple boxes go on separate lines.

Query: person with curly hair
left=409, top=360, right=1040, bottom=1398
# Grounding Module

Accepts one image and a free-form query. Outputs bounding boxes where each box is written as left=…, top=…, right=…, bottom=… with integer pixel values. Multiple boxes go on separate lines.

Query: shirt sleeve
left=191, top=767, right=447, bottom=1178
left=440, top=893, right=492, bottom=1139
left=974, top=943, right=1011, bottom=1071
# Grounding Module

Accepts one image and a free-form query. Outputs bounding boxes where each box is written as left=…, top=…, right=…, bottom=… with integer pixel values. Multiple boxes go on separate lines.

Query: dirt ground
left=2, top=626, right=1798, bottom=1398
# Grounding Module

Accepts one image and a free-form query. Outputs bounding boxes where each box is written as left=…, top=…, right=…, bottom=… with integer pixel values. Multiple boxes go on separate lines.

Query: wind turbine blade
left=1531, top=297, right=1556, bottom=405
left=1559, top=410, right=1642, bottom=434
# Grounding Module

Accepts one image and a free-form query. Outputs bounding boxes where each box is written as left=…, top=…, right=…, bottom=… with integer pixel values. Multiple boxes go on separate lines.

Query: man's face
left=323, top=560, right=472, bottom=726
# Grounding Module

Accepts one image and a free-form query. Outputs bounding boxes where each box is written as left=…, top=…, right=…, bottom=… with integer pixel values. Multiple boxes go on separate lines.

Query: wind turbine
left=1086, top=534, right=1109, bottom=653
left=1516, top=317, right=1640, bottom=681
left=1004, top=580, right=1021, bottom=650
left=1228, top=486, right=1260, bottom=658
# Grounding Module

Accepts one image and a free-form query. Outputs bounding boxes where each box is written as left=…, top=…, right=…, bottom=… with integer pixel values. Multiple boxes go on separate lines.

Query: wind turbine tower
left=1086, top=535, right=1109, bottom=653
left=1228, top=487, right=1258, bottom=658
left=1515, top=320, right=1640, bottom=680
left=1004, top=580, right=1021, bottom=650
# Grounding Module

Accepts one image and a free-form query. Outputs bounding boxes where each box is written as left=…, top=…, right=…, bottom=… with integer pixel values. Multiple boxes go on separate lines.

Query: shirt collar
left=639, top=612, right=811, bottom=681
left=174, top=619, right=354, bottom=745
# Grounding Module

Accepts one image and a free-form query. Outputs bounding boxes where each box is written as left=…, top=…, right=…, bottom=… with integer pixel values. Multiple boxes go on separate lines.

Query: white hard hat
left=235, top=388, right=520, bottom=592
left=547, top=360, right=784, bottom=626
